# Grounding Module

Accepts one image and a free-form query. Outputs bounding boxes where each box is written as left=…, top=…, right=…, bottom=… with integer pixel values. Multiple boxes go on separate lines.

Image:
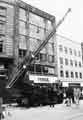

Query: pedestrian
left=65, top=86, right=73, bottom=106
left=48, top=87, right=55, bottom=107
left=0, top=97, right=3, bottom=120
left=74, top=88, right=81, bottom=105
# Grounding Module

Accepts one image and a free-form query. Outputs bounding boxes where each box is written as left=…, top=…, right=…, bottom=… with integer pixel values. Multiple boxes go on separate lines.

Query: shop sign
left=29, top=74, right=57, bottom=83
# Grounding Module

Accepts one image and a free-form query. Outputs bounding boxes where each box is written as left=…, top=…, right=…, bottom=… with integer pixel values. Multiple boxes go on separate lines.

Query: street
left=2, top=100, right=83, bottom=120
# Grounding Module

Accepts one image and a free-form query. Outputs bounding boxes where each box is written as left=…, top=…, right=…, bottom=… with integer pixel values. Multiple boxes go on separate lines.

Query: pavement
left=2, top=100, right=83, bottom=120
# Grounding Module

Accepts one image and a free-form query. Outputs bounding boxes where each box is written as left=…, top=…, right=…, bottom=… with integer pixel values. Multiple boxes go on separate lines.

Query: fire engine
left=5, top=9, right=71, bottom=106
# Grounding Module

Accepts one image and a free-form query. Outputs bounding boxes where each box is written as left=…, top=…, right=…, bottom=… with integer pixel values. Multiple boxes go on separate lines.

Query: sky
left=22, top=0, right=83, bottom=43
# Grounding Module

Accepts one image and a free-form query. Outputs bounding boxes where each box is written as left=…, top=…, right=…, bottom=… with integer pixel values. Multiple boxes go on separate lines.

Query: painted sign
left=29, top=74, right=57, bottom=83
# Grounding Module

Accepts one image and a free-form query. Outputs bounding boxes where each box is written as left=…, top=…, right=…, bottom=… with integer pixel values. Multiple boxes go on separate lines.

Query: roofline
left=56, top=34, right=81, bottom=45
left=0, top=0, right=55, bottom=22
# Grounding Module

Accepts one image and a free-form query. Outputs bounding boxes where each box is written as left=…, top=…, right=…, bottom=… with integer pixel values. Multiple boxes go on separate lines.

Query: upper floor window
left=65, top=58, right=68, bottom=65
left=69, top=48, right=72, bottom=55
left=19, top=8, right=26, bottom=21
left=65, top=71, right=69, bottom=78
left=0, top=35, right=4, bottom=53
left=0, top=6, right=6, bottom=17
left=71, top=72, right=74, bottom=78
left=79, top=72, right=82, bottom=79
left=79, top=61, right=81, bottom=67
left=64, top=47, right=68, bottom=54
left=78, top=51, right=81, bottom=57
left=19, top=49, right=27, bottom=58
left=0, top=41, right=3, bottom=52
left=70, top=60, right=73, bottom=66
left=74, top=49, right=77, bottom=56
left=59, top=57, right=63, bottom=64
left=59, top=45, right=63, bottom=52
left=40, top=53, right=47, bottom=62
left=60, top=70, right=64, bottom=77
left=75, top=72, right=78, bottom=78
left=48, top=55, right=54, bottom=63
left=75, top=61, right=77, bottom=67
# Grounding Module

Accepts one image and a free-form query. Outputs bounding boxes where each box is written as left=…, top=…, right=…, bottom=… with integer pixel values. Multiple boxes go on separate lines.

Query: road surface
left=2, top=100, right=83, bottom=120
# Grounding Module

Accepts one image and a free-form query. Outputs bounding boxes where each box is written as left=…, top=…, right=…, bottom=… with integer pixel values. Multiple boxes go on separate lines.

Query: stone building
left=56, top=34, right=83, bottom=88
left=0, top=0, right=57, bottom=86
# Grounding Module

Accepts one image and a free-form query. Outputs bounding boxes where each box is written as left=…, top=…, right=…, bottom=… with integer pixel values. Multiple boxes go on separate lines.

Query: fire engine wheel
left=21, top=98, right=29, bottom=106
left=17, top=98, right=29, bottom=107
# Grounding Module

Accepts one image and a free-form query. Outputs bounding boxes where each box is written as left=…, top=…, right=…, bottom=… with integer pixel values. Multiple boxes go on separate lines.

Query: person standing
left=74, top=88, right=81, bottom=105
left=0, top=97, right=3, bottom=120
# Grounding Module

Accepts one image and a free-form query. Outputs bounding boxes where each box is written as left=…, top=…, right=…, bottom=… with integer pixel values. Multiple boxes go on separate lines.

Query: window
left=19, top=8, right=26, bottom=21
left=19, top=21, right=26, bottom=35
left=75, top=72, right=78, bottom=78
left=60, top=70, right=64, bottom=77
left=40, top=53, right=47, bottom=61
left=59, top=45, right=63, bottom=51
left=19, top=35, right=27, bottom=49
left=70, top=60, right=73, bottom=66
left=59, top=57, right=63, bottom=64
left=79, top=62, right=81, bottom=67
left=48, top=67, right=55, bottom=75
left=42, top=66, right=48, bottom=74
left=65, top=58, right=68, bottom=65
left=65, top=71, right=69, bottom=78
left=75, top=61, right=77, bottom=67
left=74, top=49, right=77, bottom=56
left=19, top=49, right=27, bottom=57
left=0, top=6, right=6, bottom=16
left=64, top=47, right=68, bottom=54
left=79, top=72, right=82, bottom=79
left=71, top=72, right=74, bottom=78
left=48, top=55, right=54, bottom=63
left=36, top=26, right=40, bottom=33
left=69, top=48, right=72, bottom=55
left=0, top=41, right=3, bottom=52
left=78, top=51, right=81, bottom=57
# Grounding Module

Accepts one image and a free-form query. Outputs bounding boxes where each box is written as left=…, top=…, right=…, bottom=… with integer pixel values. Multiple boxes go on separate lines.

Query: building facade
left=56, top=34, right=83, bottom=88
left=0, top=0, right=57, bottom=85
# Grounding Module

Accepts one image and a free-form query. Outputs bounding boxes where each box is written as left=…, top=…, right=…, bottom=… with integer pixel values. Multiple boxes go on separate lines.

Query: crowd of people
left=63, top=86, right=81, bottom=106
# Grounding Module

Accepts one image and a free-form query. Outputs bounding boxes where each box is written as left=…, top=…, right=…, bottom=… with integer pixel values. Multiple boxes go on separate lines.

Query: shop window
left=60, top=70, right=64, bottom=77
left=19, top=49, right=27, bottom=58
left=35, top=65, right=41, bottom=73
left=48, top=67, right=54, bottom=75
left=42, top=66, right=48, bottom=74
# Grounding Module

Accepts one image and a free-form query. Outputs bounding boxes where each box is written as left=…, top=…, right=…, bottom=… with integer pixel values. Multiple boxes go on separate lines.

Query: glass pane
left=19, top=35, right=27, bottom=49
left=19, top=8, right=26, bottom=21
left=19, top=21, right=26, bottom=35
